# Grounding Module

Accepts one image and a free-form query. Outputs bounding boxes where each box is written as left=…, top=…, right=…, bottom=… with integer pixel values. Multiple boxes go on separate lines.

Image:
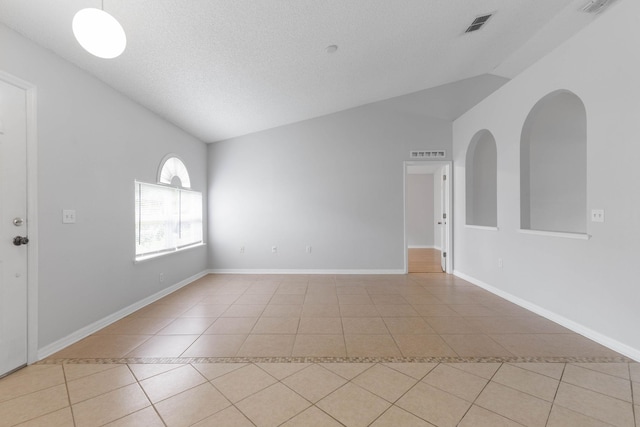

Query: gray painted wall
left=208, top=101, right=452, bottom=272
left=407, top=174, right=434, bottom=247
left=453, top=0, right=640, bottom=358
left=0, top=25, right=209, bottom=349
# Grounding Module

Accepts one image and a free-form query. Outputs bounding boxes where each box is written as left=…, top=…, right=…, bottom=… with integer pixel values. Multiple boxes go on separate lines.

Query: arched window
left=135, top=155, right=203, bottom=259
left=158, top=155, right=191, bottom=188
left=466, top=130, right=497, bottom=227
left=521, top=91, right=587, bottom=234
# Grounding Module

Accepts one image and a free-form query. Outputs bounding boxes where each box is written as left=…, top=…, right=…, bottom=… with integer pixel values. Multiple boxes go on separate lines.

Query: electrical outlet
left=62, top=209, right=76, bottom=224
left=591, top=209, right=605, bottom=223
left=159, top=273, right=165, bottom=283
left=272, top=246, right=277, bottom=254
left=306, top=245, right=312, bottom=254
left=498, top=258, right=503, bottom=269
left=240, top=246, right=245, bottom=254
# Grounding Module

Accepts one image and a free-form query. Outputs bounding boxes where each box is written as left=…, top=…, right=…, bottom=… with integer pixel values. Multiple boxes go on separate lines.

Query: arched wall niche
left=466, top=129, right=497, bottom=227
left=520, top=90, right=587, bottom=233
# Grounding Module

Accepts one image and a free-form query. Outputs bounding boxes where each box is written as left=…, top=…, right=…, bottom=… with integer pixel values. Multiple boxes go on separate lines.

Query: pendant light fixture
left=72, top=1, right=126, bottom=59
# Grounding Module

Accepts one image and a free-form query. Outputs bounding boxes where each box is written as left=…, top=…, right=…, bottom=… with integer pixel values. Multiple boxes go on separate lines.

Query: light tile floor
left=1, top=274, right=637, bottom=426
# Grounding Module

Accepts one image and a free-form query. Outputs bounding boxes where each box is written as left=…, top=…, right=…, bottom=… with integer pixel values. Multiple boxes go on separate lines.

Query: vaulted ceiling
left=0, top=0, right=602, bottom=142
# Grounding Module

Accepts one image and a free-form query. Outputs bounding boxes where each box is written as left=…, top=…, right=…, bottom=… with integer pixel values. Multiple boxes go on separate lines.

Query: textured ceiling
left=0, top=0, right=601, bottom=142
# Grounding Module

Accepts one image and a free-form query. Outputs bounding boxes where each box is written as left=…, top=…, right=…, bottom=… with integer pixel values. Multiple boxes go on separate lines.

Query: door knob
left=13, top=236, right=29, bottom=246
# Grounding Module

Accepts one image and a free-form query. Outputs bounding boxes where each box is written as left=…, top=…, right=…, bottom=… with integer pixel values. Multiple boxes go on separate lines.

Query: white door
left=439, top=165, right=449, bottom=272
left=0, top=79, right=29, bottom=377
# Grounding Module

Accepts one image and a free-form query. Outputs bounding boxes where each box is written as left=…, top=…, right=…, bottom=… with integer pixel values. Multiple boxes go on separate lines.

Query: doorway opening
left=404, top=161, right=451, bottom=274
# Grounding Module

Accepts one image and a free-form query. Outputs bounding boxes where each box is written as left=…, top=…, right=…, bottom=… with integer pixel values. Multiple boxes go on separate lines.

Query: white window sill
left=135, top=242, right=206, bottom=264
left=518, top=229, right=591, bottom=240
left=465, top=225, right=499, bottom=231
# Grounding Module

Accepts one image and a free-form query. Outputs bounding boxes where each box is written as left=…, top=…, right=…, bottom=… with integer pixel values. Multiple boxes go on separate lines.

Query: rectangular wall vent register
left=410, top=150, right=446, bottom=159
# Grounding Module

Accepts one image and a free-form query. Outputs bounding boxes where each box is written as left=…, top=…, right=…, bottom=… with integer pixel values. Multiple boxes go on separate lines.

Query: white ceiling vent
left=581, top=0, right=617, bottom=13
left=465, top=14, right=493, bottom=33
left=410, top=150, right=446, bottom=159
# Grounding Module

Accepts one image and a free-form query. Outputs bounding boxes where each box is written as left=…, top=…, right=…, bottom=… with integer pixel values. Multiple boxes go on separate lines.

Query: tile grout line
left=126, top=363, right=169, bottom=427
left=543, top=362, right=567, bottom=427
left=61, top=364, right=78, bottom=427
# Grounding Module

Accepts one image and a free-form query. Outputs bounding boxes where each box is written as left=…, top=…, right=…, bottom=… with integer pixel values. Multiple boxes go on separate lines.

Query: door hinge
left=443, top=175, right=447, bottom=181
left=443, top=252, right=447, bottom=258
left=443, top=213, right=447, bottom=219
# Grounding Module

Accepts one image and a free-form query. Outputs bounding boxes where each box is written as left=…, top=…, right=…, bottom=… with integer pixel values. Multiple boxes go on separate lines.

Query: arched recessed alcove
left=466, top=129, right=497, bottom=227
left=521, top=90, right=587, bottom=234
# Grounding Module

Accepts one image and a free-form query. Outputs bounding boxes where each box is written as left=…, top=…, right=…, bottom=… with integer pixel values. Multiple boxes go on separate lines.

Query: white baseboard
left=37, top=270, right=208, bottom=360
left=208, top=269, right=406, bottom=275
left=453, top=270, right=640, bottom=362
left=408, top=245, right=435, bottom=249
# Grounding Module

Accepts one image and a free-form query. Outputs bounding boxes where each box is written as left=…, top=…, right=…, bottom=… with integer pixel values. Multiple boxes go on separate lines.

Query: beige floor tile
left=407, top=295, right=443, bottom=305
left=193, top=363, right=247, bottom=380
left=154, top=383, right=230, bottom=427
left=125, top=334, right=199, bottom=357
left=221, top=304, right=266, bottom=317
left=235, top=294, right=273, bottom=305
left=251, top=317, right=299, bottom=334
left=103, top=407, right=165, bottom=427
left=211, top=364, right=277, bottom=403
left=282, top=364, right=347, bottom=403
left=292, top=335, right=346, bottom=357
left=0, top=384, right=69, bottom=427
left=376, top=305, right=420, bottom=317
left=445, top=363, right=501, bottom=380
left=345, top=335, right=402, bottom=357
left=139, top=364, right=206, bottom=403
left=338, top=304, right=380, bottom=317
left=554, top=382, right=635, bottom=427
left=236, top=334, right=295, bottom=357
left=547, top=404, right=614, bottom=427
left=635, top=405, right=639, bottom=426
left=72, top=383, right=150, bottom=427
left=301, top=304, right=341, bottom=317
left=0, top=365, right=65, bottom=403
left=320, top=363, right=374, bottom=380
left=269, top=294, right=305, bottom=305
left=255, top=363, right=310, bottom=380
left=198, top=294, right=240, bottom=305
left=449, top=304, right=498, bottom=317
left=297, top=317, right=343, bottom=334
left=540, top=334, right=623, bottom=358
left=317, top=383, right=390, bottom=427
left=424, top=316, right=481, bottom=334
left=509, top=362, right=565, bottom=380
left=276, top=283, right=308, bottom=295
left=50, top=335, right=151, bottom=358
left=336, top=286, right=368, bottom=295
left=262, top=305, right=303, bottom=318
left=371, top=295, right=408, bottom=305
left=572, top=363, right=630, bottom=380
left=338, top=294, right=373, bottom=304
left=458, top=405, right=523, bottom=427
left=629, top=364, right=640, bottom=382
left=370, top=406, right=435, bottom=426
left=129, top=303, right=192, bottom=318
left=204, top=317, right=258, bottom=334
left=156, top=317, right=216, bottom=335
left=236, top=383, right=310, bottom=427
left=440, top=334, right=512, bottom=357
left=342, top=317, right=389, bottom=334
left=13, top=406, right=74, bottom=427
left=63, top=364, right=119, bottom=382
left=280, top=406, right=344, bottom=427
left=181, top=334, right=247, bottom=357
left=412, top=305, right=459, bottom=316
left=192, top=406, right=255, bottom=427
left=352, top=364, right=417, bottom=403
left=95, top=317, right=174, bottom=335
left=394, top=334, right=458, bottom=357
left=383, top=362, right=438, bottom=380
left=67, top=365, right=136, bottom=404
left=562, top=364, right=632, bottom=402
left=128, top=364, right=183, bottom=381
left=463, top=316, right=535, bottom=334
left=489, top=334, right=557, bottom=356
left=383, top=317, right=435, bottom=334
left=492, top=363, right=559, bottom=402
left=423, top=364, right=488, bottom=402
left=396, top=382, right=471, bottom=427
left=519, top=317, right=574, bottom=334
left=304, top=294, right=338, bottom=304
left=475, top=382, right=552, bottom=427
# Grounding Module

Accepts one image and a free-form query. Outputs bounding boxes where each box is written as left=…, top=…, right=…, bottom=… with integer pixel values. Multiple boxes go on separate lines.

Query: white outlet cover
left=62, top=209, right=76, bottom=224
left=591, top=209, right=605, bottom=223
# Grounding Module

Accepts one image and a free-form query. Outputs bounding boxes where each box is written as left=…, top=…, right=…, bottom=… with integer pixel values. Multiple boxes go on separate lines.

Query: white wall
left=452, top=0, right=640, bottom=358
left=0, top=25, right=208, bottom=350
left=465, top=131, right=497, bottom=227
left=209, top=101, right=452, bottom=272
left=433, top=169, right=442, bottom=250
left=406, top=173, right=434, bottom=248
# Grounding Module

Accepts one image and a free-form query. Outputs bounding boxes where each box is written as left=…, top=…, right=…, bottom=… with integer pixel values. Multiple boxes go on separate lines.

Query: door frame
left=1, top=71, right=39, bottom=364
left=403, top=160, right=452, bottom=274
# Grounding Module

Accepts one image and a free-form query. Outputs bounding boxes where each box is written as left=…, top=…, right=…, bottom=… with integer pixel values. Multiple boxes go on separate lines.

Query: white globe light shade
left=72, top=8, right=126, bottom=59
